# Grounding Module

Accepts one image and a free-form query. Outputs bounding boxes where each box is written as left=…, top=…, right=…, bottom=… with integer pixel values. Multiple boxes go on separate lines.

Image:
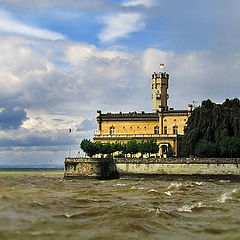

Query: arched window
left=154, top=126, right=159, bottom=134
left=164, top=126, right=168, bottom=134
left=110, top=126, right=115, bottom=135
left=173, top=126, right=178, bottom=135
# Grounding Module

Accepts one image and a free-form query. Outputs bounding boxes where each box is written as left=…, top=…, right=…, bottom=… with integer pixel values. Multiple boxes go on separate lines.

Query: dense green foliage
left=182, top=98, right=240, bottom=157
left=80, top=139, right=159, bottom=157
left=80, top=139, right=99, bottom=157
left=194, top=139, right=218, bottom=158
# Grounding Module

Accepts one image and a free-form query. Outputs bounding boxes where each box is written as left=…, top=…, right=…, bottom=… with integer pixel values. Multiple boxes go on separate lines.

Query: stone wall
left=64, top=157, right=240, bottom=179
left=64, top=158, right=119, bottom=179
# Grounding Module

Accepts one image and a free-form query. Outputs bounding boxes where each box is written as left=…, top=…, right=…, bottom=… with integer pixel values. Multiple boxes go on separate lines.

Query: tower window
left=154, top=126, right=159, bottom=134
left=110, top=126, right=115, bottom=135
left=164, top=126, right=168, bottom=134
left=173, top=126, right=178, bottom=135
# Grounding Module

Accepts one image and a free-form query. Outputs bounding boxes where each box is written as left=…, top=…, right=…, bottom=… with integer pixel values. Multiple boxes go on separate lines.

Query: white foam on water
left=164, top=191, right=173, bottom=196
left=219, top=180, right=230, bottom=183
left=148, top=208, right=169, bottom=214
left=195, top=182, right=203, bottom=186
left=177, top=205, right=193, bottom=212
left=167, top=183, right=182, bottom=190
left=147, top=189, right=159, bottom=193
left=218, top=188, right=237, bottom=203
left=177, top=202, right=206, bottom=212
left=32, top=200, right=45, bottom=207
left=114, top=183, right=126, bottom=187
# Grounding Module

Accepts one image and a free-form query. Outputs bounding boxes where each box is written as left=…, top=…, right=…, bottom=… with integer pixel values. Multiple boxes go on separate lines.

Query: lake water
left=0, top=170, right=240, bottom=240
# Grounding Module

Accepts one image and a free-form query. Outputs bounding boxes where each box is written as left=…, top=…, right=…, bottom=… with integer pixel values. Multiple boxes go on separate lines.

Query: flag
left=159, top=63, right=165, bottom=68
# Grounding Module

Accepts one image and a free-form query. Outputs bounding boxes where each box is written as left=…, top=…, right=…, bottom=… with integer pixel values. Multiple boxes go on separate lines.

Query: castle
left=93, top=71, right=192, bottom=157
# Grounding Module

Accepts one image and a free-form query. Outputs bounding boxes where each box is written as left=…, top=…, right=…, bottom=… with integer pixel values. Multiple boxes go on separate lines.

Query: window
left=154, top=126, right=159, bottom=134
left=164, top=126, right=168, bottom=134
left=173, top=126, right=178, bottom=135
left=110, top=126, right=115, bottom=135
left=156, top=93, right=161, bottom=100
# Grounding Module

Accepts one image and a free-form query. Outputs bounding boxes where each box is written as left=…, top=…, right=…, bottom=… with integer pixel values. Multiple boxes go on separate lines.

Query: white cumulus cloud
left=98, top=13, right=145, bottom=42
left=0, top=10, right=65, bottom=40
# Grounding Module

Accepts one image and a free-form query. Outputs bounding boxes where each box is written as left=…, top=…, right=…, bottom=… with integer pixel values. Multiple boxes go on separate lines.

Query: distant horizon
left=0, top=164, right=64, bottom=169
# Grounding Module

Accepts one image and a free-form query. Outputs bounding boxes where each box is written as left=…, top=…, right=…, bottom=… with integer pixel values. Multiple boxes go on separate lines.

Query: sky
left=0, top=0, right=240, bottom=166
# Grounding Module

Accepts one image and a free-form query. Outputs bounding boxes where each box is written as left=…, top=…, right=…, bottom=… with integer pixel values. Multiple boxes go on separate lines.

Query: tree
left=101, top=142, right=114, bottom=156
left=138, top=140, right=149, bottom=157
left=167, top=146, right=175, bottom=158
left=80, top=139, right=99, bottom=157
left=146, top=139, right=159, bottom=156
left=181, top=98, right=240, bottom=157
left=194, top=139, right=218, bottom=157
left=219, top=137, right=240, bottom=157
left=125, top=139, right=139, bottom=157
left=80, top=139, right=159, bottom=158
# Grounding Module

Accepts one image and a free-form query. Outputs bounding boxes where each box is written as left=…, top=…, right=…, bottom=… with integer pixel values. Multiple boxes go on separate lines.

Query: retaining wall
left=64, top=157, right=240, bottom=179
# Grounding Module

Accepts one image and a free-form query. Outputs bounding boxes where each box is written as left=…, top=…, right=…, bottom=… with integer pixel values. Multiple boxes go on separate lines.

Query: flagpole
left=68, top=128, right=71, bottom=157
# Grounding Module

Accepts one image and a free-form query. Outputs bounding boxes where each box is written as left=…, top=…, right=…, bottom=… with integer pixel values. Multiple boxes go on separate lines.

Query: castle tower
left=152, top=72, right=169, bottom=113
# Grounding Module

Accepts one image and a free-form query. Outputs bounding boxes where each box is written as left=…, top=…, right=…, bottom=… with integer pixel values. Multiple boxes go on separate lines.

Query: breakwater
left=64, top=157, right=240, bottom=179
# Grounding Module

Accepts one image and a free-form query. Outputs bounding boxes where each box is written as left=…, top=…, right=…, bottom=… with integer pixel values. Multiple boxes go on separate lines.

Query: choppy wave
left=218, top=189, right=238, bottom=203
left=177, top=202, right=207, bottom=212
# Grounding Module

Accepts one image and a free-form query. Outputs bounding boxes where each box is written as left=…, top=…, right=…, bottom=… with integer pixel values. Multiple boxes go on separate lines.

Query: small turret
left=188, top=104, right=193, bottom=112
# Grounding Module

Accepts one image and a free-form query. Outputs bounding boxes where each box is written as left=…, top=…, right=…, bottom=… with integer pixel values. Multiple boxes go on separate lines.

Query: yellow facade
left=93, top=71, right=192, bottom=157
left=94, top=111, right=190, bottom=156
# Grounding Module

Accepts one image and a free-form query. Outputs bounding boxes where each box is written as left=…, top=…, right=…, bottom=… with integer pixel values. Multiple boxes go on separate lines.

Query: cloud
left=142, top=48, right=240, bottom=108
left=122, top=0, right=155, bottom=7
left=98, top=13, right=145, bottom=42
left=0, top=107, right=27, bottom=130
left=0, top=0, right=118, bottom=13
left=0, top=34, right=240, bottom=165
left=0, top=129, right=67, bottom=147
left=0, top=10, right=65, bottom=40
left=77, top=119, right=96, bottom=132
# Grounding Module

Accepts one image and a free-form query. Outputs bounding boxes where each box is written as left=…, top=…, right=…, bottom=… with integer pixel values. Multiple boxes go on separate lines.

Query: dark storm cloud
left=0, top=107, right=27, bottom=130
